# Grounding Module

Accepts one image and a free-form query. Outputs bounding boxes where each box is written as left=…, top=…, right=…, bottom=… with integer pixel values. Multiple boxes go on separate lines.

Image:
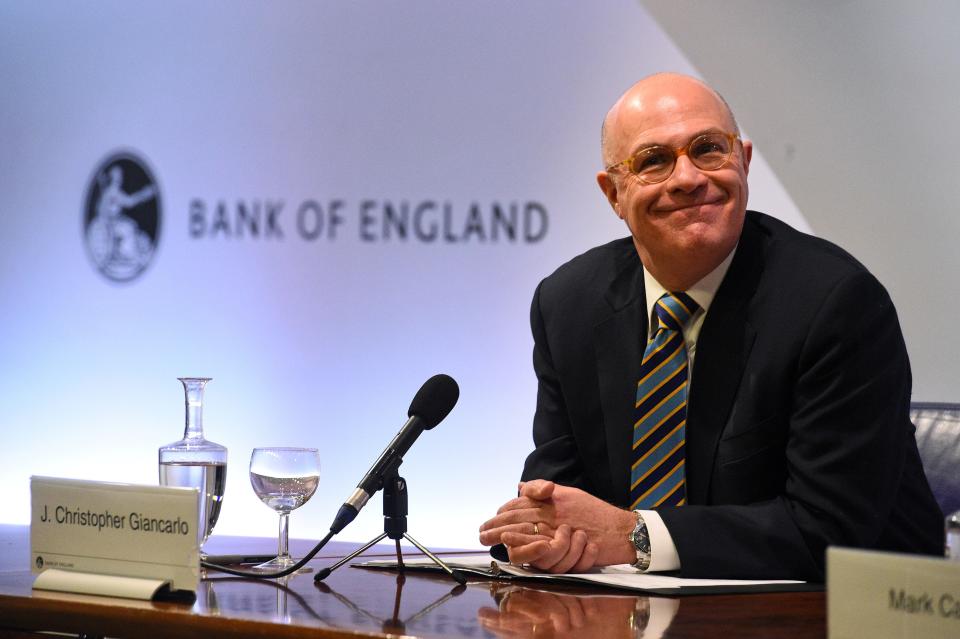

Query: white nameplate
left=31, top=476, right=199, bottom=596
left=828, top=547, right=960, bottom=639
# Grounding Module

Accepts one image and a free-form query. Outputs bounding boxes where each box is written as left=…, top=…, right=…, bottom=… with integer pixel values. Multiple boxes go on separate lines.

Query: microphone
left=329, top=374, right=459, bottom=534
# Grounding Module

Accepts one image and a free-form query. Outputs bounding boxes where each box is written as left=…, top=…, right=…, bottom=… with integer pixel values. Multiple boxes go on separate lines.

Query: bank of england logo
left=35, top=556, right=44, bottom=569
left=82, top=151, right=162, bottom=282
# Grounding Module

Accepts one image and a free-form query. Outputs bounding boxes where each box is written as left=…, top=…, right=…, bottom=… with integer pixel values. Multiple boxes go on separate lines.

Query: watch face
left=631, top=528, right=650, bottom=554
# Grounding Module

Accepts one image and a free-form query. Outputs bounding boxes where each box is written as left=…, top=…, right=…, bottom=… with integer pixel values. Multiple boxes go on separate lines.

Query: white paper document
left=357, top=553, right=812, bottom=595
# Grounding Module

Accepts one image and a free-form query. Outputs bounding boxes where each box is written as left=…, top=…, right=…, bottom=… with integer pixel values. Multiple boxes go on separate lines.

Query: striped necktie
left=630, top=291, right=699, bottom=510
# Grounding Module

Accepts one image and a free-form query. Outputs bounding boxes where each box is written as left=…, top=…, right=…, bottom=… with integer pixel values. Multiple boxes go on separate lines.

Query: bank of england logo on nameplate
left=82, top=151, right=162, bottom=283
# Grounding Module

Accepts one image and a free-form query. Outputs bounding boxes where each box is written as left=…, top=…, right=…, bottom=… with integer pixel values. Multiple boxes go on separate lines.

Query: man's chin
left=670, top=225, right=739, bottom=258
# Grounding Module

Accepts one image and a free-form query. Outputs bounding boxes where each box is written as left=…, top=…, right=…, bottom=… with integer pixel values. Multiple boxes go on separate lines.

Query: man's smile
left=652, top=197, right=726, bottom=215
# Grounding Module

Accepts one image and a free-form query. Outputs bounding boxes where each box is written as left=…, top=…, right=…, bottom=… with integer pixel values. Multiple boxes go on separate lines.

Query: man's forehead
left=624, top=87, right=728, bottom=127
left=620, top=90, right=685, bottom=118
left=604, top=75, right=735, bottom=154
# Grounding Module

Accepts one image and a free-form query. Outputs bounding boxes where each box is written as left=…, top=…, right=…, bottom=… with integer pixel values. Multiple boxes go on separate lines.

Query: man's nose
left=666, top=154, right=708, bottom=192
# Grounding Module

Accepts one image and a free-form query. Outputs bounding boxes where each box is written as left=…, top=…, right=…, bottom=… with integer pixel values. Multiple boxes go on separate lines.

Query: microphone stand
left=314, top=471, right=466, bottom=585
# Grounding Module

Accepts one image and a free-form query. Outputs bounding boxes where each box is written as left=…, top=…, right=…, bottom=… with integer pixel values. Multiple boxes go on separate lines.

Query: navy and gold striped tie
left=630, top=291, right=699, bottom=510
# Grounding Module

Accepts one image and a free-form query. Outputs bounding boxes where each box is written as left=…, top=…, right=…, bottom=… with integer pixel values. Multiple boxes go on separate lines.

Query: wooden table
left=0, top=524, right=825, bottom=638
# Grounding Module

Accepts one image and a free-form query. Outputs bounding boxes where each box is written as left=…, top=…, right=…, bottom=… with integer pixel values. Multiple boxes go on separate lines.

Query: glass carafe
left=158, top=377, right=227, bottom=555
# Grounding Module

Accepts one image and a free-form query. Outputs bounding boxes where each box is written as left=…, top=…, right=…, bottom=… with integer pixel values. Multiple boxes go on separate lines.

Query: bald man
left=479, top=73, right=942, bottom=580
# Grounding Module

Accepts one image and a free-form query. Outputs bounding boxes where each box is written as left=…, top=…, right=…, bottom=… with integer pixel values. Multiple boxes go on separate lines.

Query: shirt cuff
left=638, top=510, right=680, bottom=572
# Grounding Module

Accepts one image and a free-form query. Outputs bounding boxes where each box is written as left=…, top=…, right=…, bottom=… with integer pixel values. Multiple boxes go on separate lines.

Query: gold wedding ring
left=533, top=522, right=540, bottom=535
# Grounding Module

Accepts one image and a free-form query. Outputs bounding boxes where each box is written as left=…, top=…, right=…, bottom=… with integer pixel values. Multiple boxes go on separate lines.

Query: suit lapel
left=594, top=244, right=646, bottom=508
left=685, top=216, right=764, bottom=503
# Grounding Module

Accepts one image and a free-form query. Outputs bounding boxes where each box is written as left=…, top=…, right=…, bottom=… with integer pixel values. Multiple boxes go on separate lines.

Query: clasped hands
left=478, top=479, right=637, bottom=573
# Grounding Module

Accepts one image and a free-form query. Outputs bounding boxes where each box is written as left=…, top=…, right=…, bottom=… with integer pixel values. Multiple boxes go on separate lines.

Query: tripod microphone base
left=400, top=532, right=466, bottom=585
left=314, top=532, right=388, bottom=583
left=315, top=474, right=465, bottom=586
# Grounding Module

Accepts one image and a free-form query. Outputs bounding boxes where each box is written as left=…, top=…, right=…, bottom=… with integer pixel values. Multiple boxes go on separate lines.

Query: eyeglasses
left=606, top=131, right=741, bottom=185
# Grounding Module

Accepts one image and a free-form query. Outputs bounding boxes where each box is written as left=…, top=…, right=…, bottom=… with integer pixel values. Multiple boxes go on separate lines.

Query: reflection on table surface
left=0, top=526, right=826, bottom=639
left=199, top=569, right=675, bottom=639
left=200, top=567, right=493, bottom=637
left=479, top=583, right=678, bottom=639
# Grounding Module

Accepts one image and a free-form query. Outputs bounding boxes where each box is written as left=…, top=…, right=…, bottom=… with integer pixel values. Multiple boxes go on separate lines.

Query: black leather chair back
left=911, top=402, right=960, bottom=517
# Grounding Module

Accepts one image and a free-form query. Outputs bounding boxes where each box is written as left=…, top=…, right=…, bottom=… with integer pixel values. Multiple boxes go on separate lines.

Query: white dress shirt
left=635, top=246, right=737, bottom=572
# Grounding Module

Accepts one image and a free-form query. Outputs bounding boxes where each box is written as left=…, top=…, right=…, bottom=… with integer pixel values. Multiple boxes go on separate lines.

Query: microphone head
left=408, top=374, right=459, bottom=429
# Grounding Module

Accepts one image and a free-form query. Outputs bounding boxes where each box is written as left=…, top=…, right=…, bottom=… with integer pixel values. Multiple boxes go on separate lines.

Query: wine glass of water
left=249, top=447, right=320, bottom=573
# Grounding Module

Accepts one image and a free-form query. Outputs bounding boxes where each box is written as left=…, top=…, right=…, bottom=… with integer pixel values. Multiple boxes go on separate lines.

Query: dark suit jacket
left=520, top=211, right=943, bottom=580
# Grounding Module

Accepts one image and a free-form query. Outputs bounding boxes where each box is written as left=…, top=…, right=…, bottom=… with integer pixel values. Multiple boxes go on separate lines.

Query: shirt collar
left=643, top=244, right=738, bottom=332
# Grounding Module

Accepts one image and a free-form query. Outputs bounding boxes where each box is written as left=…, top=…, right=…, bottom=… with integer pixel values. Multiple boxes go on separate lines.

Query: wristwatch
left=629, top=511, right=651, bottom=570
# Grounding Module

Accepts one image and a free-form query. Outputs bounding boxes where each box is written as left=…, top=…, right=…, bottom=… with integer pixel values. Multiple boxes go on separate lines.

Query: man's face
left=598, top=77, right=753, bottom=289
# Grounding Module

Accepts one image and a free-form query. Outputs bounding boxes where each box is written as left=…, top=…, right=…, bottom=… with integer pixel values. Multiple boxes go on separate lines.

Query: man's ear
left=740, top=139, right=753, bottom=176
left=596, top=171, right=623, bottom=219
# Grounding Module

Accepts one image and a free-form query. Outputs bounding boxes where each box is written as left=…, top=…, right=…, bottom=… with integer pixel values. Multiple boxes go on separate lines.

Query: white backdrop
left=0, top=0, right=807, bottom=549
